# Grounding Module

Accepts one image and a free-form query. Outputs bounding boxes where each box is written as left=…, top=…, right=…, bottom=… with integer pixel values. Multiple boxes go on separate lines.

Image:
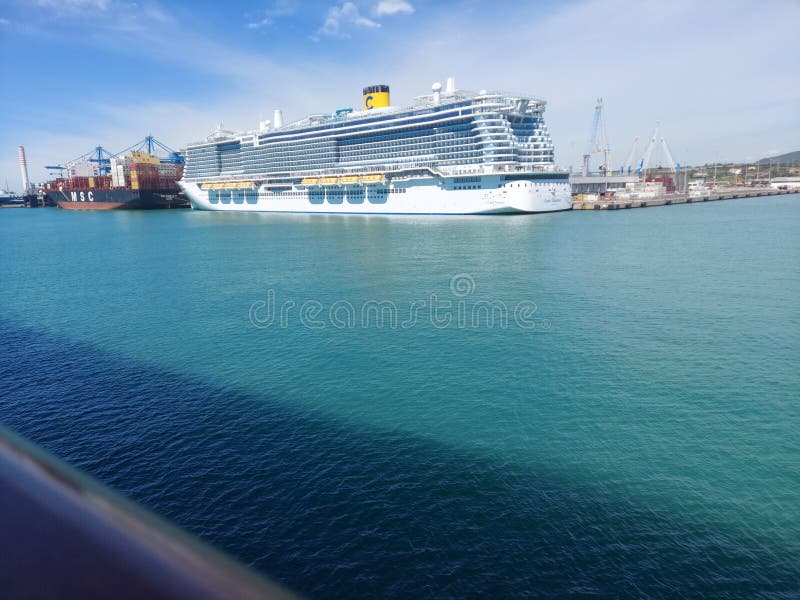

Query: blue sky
left=0, top=0, right=798, bottom=190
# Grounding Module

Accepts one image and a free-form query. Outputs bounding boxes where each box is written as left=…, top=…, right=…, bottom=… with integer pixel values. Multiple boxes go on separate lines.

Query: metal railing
left=0, top=426, right=295, bottom=600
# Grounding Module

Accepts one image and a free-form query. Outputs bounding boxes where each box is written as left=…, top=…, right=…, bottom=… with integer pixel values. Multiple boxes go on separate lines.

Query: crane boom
left=113, top=136, right=184, bottom=164
left=660, top=138, right=676, bottom=173
left=582, top=98, right=602, bottom=176
left=597, top=102, right=610, bottom=174
left=623, top=137, right=639, bottom=173
left=46, top=137, right=184, bottom=179
left=640, top=122, right=659, bottom=172
left=582, top=98, right=611, bottom=176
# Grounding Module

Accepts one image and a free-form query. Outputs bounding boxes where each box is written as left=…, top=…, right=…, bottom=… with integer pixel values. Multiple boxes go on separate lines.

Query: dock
left=571, top=187, right=796, bottom=210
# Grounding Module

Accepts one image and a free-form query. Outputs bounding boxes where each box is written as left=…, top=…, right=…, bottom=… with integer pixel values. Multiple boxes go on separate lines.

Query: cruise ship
left=179, top=78, right=571, bottom=214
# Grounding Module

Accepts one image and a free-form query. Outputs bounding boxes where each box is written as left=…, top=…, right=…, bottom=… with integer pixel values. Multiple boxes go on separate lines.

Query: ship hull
left=49, top=189, right=187, bottom=210
left=179, top=174, right=572, bottom=215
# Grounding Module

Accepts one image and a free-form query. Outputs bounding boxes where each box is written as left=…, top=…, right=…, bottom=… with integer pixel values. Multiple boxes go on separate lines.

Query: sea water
left=1, top=196, right=798, bottom=597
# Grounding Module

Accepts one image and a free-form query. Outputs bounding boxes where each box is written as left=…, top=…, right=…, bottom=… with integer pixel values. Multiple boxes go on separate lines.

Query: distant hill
left=758, top=150, right=800, bottom=164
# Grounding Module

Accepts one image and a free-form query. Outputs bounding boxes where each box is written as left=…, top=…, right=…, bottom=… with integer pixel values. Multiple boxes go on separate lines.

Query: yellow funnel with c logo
left=363, top=84, right=390, bottom=110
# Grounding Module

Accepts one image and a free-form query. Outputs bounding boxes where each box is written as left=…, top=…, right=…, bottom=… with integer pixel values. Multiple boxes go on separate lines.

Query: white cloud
left=35, top=0, right=110, bottom=10
left=374, top=0, right=414, bottom=16
left=245, top=0, right=296, bottom=30
left=0, top=18, right=10, bottom=25
left=263, top=0, right=297, bottom=16
left=247, top=17, right=272, bottom=29
left=320, top=2, right=380, bottom=37
left=28, top=0, right=171, bottom=29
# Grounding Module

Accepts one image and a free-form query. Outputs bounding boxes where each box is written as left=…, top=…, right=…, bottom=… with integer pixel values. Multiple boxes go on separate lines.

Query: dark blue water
left=1, top=197, right=799, bottom=597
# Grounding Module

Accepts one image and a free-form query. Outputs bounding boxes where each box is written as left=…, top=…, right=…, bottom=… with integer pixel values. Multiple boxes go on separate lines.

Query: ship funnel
left=273, top=109, right=283, bottom=129
left=445, top=77, right=455, bottom=93
left=432, top=82, right=442, bottom=104
left=362, top=84, right=390, bottom=110
left=18, top=146, right=31, bottom=193
left=259, top=119, right=271, bottom=132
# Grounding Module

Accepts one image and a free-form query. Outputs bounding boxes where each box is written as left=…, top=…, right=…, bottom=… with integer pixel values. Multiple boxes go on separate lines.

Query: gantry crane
left=582, top=98, right=611, bottom=176
left=622, top=137, right=639, bottom=174
left=640, top=122, right=676, bottom=173
left=45, top=146, right=115, bottom=177
left=114, top=136, right=185, bottom=164
left=45, top=136, right=184, bottom=179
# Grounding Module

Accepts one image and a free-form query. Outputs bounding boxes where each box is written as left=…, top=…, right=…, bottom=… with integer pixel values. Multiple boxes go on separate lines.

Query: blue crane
left=88, top=146, right=115, bottom=175
left=46, top=146, right=116, bottom=177
left=114, top=136, right=185, bottom=164
left=46, top=136, right=184, bottom=180
left=45, top=165, right=69, bottom=177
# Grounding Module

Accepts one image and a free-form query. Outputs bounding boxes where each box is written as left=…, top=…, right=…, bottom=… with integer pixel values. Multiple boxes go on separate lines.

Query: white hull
left=179, top=176, right=571, bottom=215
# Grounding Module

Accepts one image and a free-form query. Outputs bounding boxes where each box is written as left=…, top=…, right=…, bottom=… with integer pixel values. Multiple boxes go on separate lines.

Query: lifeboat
left=201, top=181, right=254, bottom=190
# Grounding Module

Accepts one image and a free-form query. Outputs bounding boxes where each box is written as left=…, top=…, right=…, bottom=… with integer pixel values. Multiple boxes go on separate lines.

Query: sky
left=0, top=0, right=798, bottom=190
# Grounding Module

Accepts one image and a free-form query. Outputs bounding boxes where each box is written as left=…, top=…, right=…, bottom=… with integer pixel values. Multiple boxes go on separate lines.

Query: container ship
left=43, top=139, right=187, bottom=210
left=179, top=78, right=572, bottom=214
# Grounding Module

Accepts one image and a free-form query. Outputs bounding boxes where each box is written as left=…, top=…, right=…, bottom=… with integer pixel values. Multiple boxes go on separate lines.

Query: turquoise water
left=1, top=197, right=799, bottom=597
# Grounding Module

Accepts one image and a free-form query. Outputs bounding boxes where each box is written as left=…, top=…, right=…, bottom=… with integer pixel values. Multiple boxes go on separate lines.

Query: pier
left=571, top=187, right=796, bottom=210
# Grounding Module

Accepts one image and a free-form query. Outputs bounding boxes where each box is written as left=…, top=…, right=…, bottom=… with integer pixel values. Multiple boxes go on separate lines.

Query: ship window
left=368, top=188, right=387, bottom=204
left=347, top=189, right=365, bottom=204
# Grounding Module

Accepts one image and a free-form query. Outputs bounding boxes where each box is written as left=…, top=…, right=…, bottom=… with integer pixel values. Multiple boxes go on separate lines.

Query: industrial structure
left=45, top=136, right=183, bottom=180
left=638, top=122, right=677, bottom=174
left=572, top=97, right=684, bottom=198
left=582, top=98, right=611, bottom=176
left=15, top=146, right=40, bottom=205
left=18, top=146, right=31, bottom=193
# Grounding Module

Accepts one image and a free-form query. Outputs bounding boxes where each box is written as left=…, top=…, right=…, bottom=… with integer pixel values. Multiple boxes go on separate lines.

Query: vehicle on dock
left=688, top=179, right=710, bottom=199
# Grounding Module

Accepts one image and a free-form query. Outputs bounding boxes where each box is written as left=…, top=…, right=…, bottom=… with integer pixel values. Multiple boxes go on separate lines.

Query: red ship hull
left=58, top=200, right=135, bottom=210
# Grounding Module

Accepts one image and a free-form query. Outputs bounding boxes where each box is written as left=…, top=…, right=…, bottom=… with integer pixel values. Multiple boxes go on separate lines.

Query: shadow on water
left=1, top=318, right=797, bottom=598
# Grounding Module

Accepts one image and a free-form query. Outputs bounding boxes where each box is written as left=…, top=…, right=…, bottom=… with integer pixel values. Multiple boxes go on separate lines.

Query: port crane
left=114, top=136, right=185, bottom=165
left=45, top=146, right=115, bottom=177
left=44, top=165, right=69, bottom=177
left=89, top=146, right=115, bottom=175
left=45, top=136, right=184, bottom=178
left=582, top=98, right=611, bottom=176
left=621, top=137, right=639, bottom=174
left=640, top=122, right=677, bottom=173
